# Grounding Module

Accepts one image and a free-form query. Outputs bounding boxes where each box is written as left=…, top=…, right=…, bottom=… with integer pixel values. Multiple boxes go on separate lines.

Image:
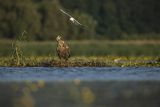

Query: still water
left=0, top=67, right=160, bottom=107
left=0, top=67, right=160, bottom=81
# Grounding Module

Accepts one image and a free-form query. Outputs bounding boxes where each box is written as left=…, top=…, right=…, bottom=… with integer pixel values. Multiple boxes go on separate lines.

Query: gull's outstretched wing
left=74, top=19, right=82, bottom=25
left=74, top=19, right=88, bottom=29
left=75, top=19, right=88, bottom=28
left=60, top=9, right=88, bottom=28
left=60, top=9, right=72, bottom=18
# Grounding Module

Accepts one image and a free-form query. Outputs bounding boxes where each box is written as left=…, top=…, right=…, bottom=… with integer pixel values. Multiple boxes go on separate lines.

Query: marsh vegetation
left=0, top=39, right=160, bottom=67
left=0, top=0, right=160, bottom=67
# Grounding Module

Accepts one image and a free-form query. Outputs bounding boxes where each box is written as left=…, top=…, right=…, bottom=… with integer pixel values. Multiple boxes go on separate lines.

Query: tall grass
left=0, top=40, right=160, bottom=57
left=11, top=31, right=27, bottom=66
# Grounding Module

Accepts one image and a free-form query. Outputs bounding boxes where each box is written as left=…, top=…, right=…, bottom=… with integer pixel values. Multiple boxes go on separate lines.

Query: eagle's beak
left=56, top=36, right=61, bottom=41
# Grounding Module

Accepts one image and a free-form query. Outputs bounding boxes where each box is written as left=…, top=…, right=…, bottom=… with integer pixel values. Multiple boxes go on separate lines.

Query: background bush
left=0, top=0, right=159, bottom=40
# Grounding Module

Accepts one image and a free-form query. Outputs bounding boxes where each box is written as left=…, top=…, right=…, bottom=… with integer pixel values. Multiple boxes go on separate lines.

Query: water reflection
left=0, top=81, right=160, bottom=107
left=12, top=80, right=45, bottom=107
left=81, top=87, right=95, bottom=105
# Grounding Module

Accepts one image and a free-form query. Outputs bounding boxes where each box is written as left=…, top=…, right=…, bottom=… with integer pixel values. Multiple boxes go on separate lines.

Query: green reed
left=11, top=31, right=27, bottom=66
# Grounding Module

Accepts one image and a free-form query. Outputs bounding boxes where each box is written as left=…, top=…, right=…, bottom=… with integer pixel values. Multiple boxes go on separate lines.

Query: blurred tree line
left=0, top=0, right=159, bottom=40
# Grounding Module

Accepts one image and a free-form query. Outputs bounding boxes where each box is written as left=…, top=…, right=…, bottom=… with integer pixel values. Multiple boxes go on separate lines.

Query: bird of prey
left=56, top=35, right=70, bottom=61
left=60, top=9, right=87, bottom=28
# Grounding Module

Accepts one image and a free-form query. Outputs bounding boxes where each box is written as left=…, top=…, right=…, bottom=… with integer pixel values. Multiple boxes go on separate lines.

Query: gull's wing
left=74, top=19, right=88, bottom=28
left=60, top=9, right=72, bottom=18
left=74, top=19, right=82, bottom=25
left=60, top=9, right=88, bottom=28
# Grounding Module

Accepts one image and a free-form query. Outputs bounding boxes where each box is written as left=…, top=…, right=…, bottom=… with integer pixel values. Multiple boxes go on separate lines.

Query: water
left=0, top=67, right=160, bottom=107
left=0, top=67, right=160, bottom=81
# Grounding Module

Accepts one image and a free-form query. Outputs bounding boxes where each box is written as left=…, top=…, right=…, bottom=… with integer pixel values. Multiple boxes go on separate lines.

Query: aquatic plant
left=11, top=31, right=27, bottom=66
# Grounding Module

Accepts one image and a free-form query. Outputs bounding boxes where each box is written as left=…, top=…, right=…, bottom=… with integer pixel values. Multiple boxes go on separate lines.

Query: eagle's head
left=56, top=35, right=62, bottom=42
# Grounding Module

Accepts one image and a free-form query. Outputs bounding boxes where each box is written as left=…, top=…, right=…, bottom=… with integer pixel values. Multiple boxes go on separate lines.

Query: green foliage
left=60, top=0, right=160, bottom=39
left=0, top=0, right=40, bottom=39
left=0, top=0, right=160, bottom=40
left=36, top=0, right=69, bottom=40
left=0, top=40, right=160, bottom=57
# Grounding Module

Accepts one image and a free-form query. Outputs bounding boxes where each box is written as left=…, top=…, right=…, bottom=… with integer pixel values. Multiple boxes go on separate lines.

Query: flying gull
left=60, top=9, right=87, bottom=28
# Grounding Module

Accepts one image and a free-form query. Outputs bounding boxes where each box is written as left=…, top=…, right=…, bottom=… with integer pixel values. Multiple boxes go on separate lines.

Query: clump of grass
left=11, top=31, right=27, bottom=66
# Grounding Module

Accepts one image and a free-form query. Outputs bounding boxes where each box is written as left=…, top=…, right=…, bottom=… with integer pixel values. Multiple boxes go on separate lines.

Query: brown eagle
left=56, top=35, right=70, bottom=61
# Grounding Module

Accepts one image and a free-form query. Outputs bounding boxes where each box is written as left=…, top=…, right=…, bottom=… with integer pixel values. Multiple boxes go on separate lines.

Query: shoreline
left=0, top=56, right=160, bottom=67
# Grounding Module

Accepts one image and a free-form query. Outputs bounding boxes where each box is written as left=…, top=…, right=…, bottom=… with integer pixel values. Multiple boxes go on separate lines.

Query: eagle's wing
left=66, top=45, right=70, bottom=58
left=60, top=9, right=72, bottom=18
